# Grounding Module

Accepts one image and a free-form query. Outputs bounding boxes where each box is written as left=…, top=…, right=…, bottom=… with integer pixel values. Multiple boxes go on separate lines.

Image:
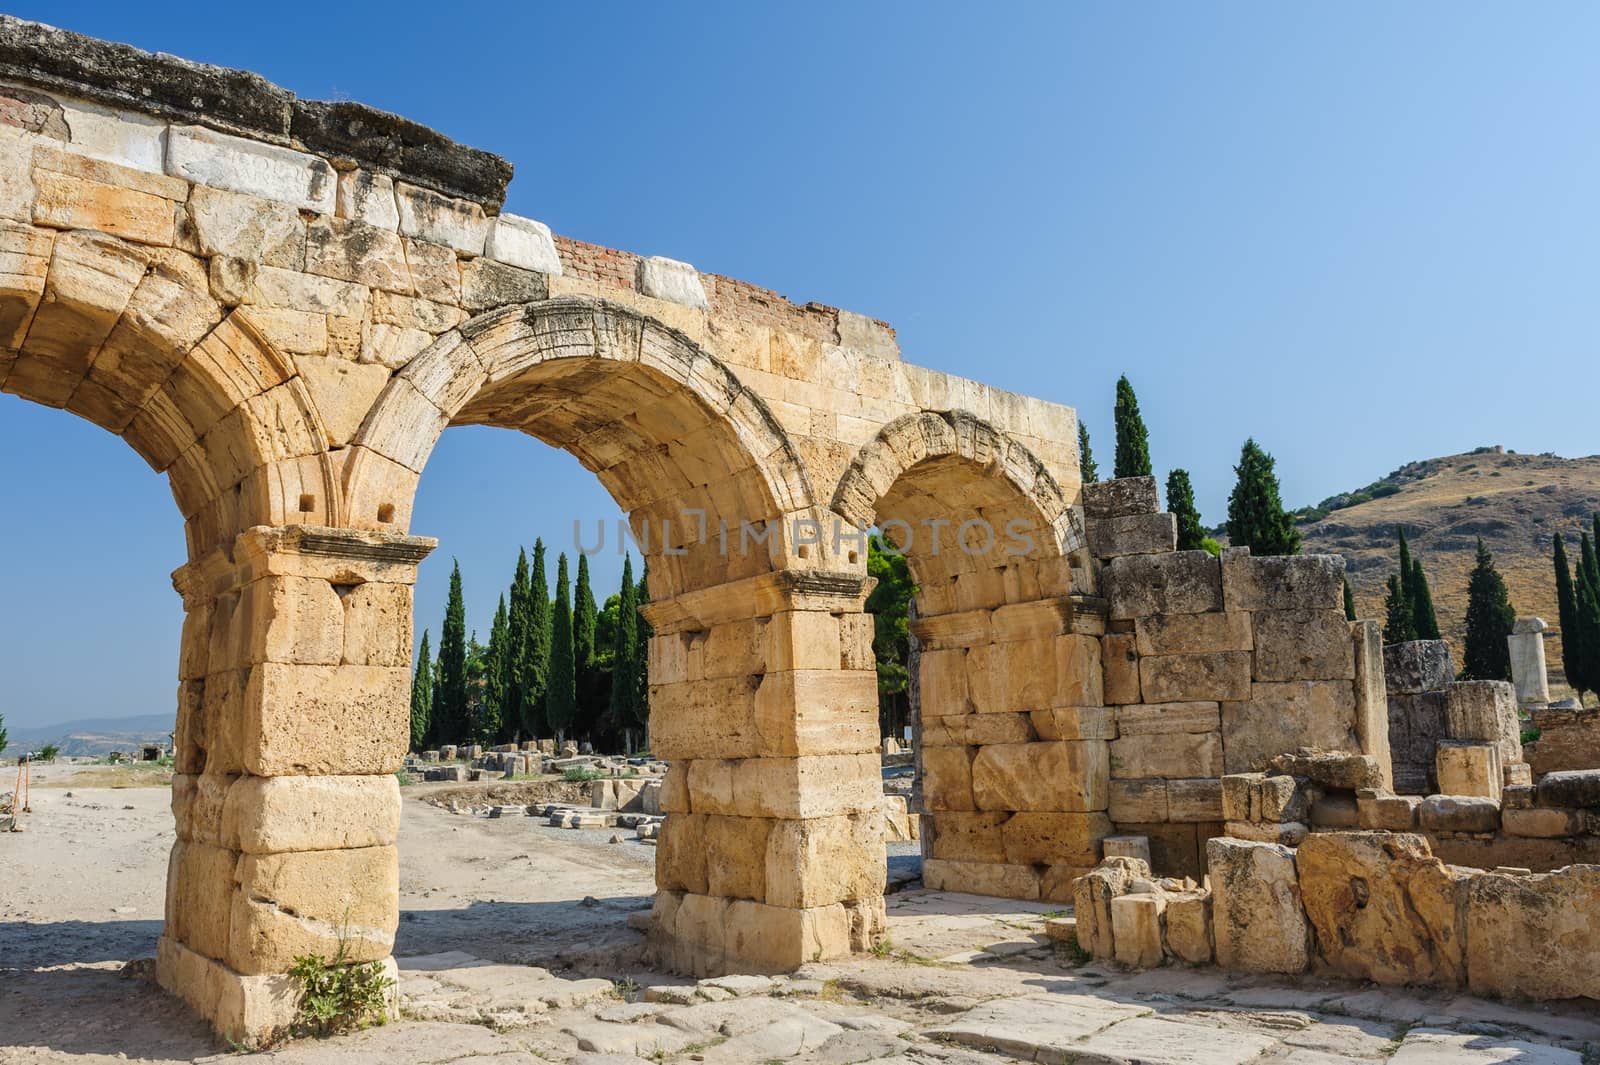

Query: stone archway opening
left=832, top=410, right=1104, bottom=904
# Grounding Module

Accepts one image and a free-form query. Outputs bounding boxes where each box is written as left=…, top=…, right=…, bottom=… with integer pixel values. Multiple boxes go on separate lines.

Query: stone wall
left=1076, top=828, right=1600, bottom=1002
left=1384, top=640, right=1525, bottom=795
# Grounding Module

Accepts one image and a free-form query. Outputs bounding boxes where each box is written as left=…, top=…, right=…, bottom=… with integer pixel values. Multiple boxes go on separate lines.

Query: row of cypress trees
left=1383, top=527, right=1442, bottom=643
left=410, top=544, right=651, bottom=751
left=1078, top=375, right=1301, bottom=557
left=1553, top=516, right=1600, bottom=702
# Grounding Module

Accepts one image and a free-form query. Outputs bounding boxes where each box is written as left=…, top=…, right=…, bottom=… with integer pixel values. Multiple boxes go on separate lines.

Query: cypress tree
left=1553, top=533, right=1583, bottom=698
left=573, top=554, right=599, bottom=736
left=504, top=549, right=530, bottom=737
left=410, top=630, right=433, bottom=751
left=1343, top=577, right=1357, bottom=622
left=1410, top=559, right=1441, bottom=641
left=1397, top=527, right=1415, bottom=603
left=436, top=561, right=470, bottom=743
left=0, top=708, right=7, bottom=756
left=1225, top=438, right=1302, bottom=556
left=1583, top=529, right=1600, bottom=597
left=482, top=595, right=508, bottom=742
left=634, top=564, right=653, bottom=732
left=609, top=555, right=640, bottom=744
left=545, top=553, right=576, bottom=742
left=1112, top=375, right=1153, bottom=479
left=1383, top=574, right=1416, bottom=644
left=1078, top=422, right=1099, bottom=485
left=522, top=539, right=552, bottom=738
left=1577, top=572, right=1600, bottom=706
left=1462, top=538, right=1516, bottom=681
left=1166, top=469, right=1205, bottom=551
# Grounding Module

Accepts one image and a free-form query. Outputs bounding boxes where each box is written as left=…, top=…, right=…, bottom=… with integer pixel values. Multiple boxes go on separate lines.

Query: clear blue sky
left=4, top=3, right=1598, bottom=729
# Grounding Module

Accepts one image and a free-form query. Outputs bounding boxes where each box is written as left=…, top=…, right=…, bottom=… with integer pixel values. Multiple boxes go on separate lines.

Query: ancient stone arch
left=0, top=16, right=1089, bottom=1043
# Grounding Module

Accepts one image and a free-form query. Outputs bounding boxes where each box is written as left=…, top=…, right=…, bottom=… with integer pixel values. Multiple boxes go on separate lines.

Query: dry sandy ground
left=4, top=766, right=1599, bottom=1065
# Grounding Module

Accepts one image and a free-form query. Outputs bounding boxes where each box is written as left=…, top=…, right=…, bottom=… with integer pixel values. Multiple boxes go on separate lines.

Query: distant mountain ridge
left=1295, top=447, right=1600, bottom=689
left=4, top=712, right=175, bottom=757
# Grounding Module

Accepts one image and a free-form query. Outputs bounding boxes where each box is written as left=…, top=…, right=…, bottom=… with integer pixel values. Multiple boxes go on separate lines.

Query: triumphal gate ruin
left=4, top=17, right=1598, bottom=1046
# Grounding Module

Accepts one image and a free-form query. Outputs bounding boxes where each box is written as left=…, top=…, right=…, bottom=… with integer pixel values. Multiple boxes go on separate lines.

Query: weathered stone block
left=1442, top=681, right=1523, bottom=767
left=1167, top=778, right=1223, bottom=823
left=1206, top=837, right=1308, bottom=974
left=1251, top=609, right=1355, bottom=682
left=1466, top=866, right=1600, bottom=1000
left=1357, top=792, right=1420, bottom=831
left=1383, top=640, right=1456, bottom=694
left=1001, top=811, right=1111, bottom=866
left=1116, top=821, right=1204, bottom=879
left=483, top=213, right=561, bottom=275
left=1139, top=652, right=1251, bottom=704
left=242, top=662, right=409, bottom=776
left=1418, top=795, right=1500, bottom=833
left=763, top=813, right=881, bottom=909
left=704, top=814, right=773, bottom=902
left=922, top=746, right=977, bottom=812
left=1350, top=619, right=1393, bottom=790
left=1081, top=476, right=1157, bottom=520
left=1296, top=832, right=1466, bottom=987
left=1074, top=856, right=1148, bottom=956
left=166, top=841, right=237, bottom=963
left=166, top=125, right=337, bottom=213
left=1091, top=512, right=1176, bottom=560
left=1112, top=894, right=1165, bottom=967
left=1222, top=682, right=1360, bottom=773
left=918, top=648, right=970, bottom=716
left=1220, top=773, right=1260, bottom=822
left=1535, top=769, right=1600, bottom=808
left=1110, top=730, right=1222, bottom=780
left=972, top=741, right=1108, bottom=812
left=922, top=858, right=1040, bottom=900
left=1029, top=705, right=1117, bottom=741
left=1109, top=779, right=1167, bottom=823
left=1224, top=820, right=1308, bottom=846
left=1105, top=551, right=1222, bottom=620
left=925, top=812, right=1008, bottom=863
left=637, top=255, right=708, bottom=309
left=1435, top=742, right=1501, bottom=802
left=1101, top=632, right=1140, bottom=705
left=1501, top=806, right=1580, bottom=838
left=1115, top=701, right=1220, bottom=735
left=1257, top=774, right=1309, bottom=823
left=1269, top=749, right=1384, bottom=791
left=228, top=846, right=398, bottom=975
left=222, top=774, right=399, bottom=854
left=1163, top=891, right=1212, bottom=964
left=1134, top=611, right=1252, bottom=656
left=1309, top=793, right=1359, bottom=827
left=1221, top=553, right=1344, bottom=613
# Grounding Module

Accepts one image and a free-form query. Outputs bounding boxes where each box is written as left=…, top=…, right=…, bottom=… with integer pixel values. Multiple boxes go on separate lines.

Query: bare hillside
left=1296, top=448, right=1600, bottom=686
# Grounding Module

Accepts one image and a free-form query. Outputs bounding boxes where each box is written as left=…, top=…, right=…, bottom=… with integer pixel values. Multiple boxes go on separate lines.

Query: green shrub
left=563, top=766, right=603, bottom=783
left=37, top=743, right=60, bottom=763
left=1200, top=537, right=1222, bottom=557
left=288, top=947, right=393, bottom=1036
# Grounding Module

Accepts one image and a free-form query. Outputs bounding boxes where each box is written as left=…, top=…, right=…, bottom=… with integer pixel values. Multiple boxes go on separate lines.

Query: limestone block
left=305, top=216, right=412, bottom=294
left=186, top=184, right=304, bottom=268
left=1296, top=832, right=1466, bottom=987
left=1418, top=795, right=1500, bottom=833
left=1222, top=682, right=1360, bottom=773
left=166, top=841, right=238, bottom=963
left=242, top=662, right=409, bottom=776
left=1139, top=652, right=1251, bottom=703
left=1502, top=761, right=1532, bottom=786
left=228, top=846, right=398, bottom=975
left=1081, top=476, right=1158, bottom=520
left=700, top=617, right=767, bottom=678
left=1465, top=866, right=1600, bottom=1000
left=1535, top=769, right=1600, bottom=808
left=1251, top=609, right=1355, bottom=682
left=1225, top=820, right=1308, bottom=846
left=918, top=648, right=970, bottom=716
left=1105, top=551, right=1222, bottom=619
left=960, top=712, right=1036, bottom=746
left=1357, top=792, right=1420, bottom=831
left=657, top=814, right=709, bottom=894
left=1435, top=742, right=1501, bottom=802
left=1115, top=701, right=1220, bottom=735
left=1112, top=894, right=1165, bottom=967
left=1257, top=774, right=1309, bottom=823
left=335, top=169, right=398, bottom=229
left=764, top=610, right=841, bottom=673
left=1501, top=806, right=1581, bottom=838
left=222, top=774, right=399, bottom=854
left=763, top=813, right=883, bottom=909
left=1309, top=793, right=1359, bottom=827
left=1116, top=821, right=1204, bottom=878
left=922, top=746, right=977, bottom=812
left=1109, top=779, right=1168, bottom=823
left=1091, top=512, right=1176, bottom=560
left=166, top=125, right=336, bottom=213
left=661, top=763, right=689, bottom=813
left=751, top=669, right=878, bottom=758
left=1054, top=633, right=1103, bottom=707
left=1528, top=705, right=1600, bottom=776
left=1134, top=611, right=1252, bottom=656
left=1101, top=836, right=1153, bottom=865
left=1350, top=619, right=1394, bottom=790
left=1220, top=774, right=1260, bottom=822
left=1074, top=856, right=1148, bottom=957
left=1383, top=640, right=1456, bottom=694
left=669, top=892, right=727, bottom=976
left=922, top=858, right=1040, bottom=900
left=31, top=167, right=176, bottom=246
left=1442, top=681, right=1523, bottom=766
left=1507, top=624, right=1551, bottom=709
left=972, top=740, right=1109, bottom=812
left=340, top=580, right=413, bottom=667
left=724, top=899, right=852, bottom=972
left=926, top=812, right=1008, bottom=863
left=237, top=575, right=343, bottom=667
left=1221, top=553, right=1344, bottom=613
left=392, top=182, right=487, bottom=254
left=648, top=675, right=761, bottom=760
left=484, top=213, right=561, bottom=274
left=1000, top=811, right=1112, bottom=866
left=1206, top=837, right=1308, bottom=974
left=1163, top=891, right=1212, bottom=964
left=637, top=255, right=708, bottom=309
left=703, top=814, right=773, bottom=902
left=1167, top=779, right=1223, bottom=823
left=1268, top=749, right=1385, bottom=791
left=1110, top=730, right=1222, bottom=780
left=739, top=755, right=880, bottom=819
left=990, top=598, right=1074, bottom=642
left=459, top=256, right=547, bottom=311
left=1029, top=705, right=1117, bottom=741
left=1101, top=634, right=1141, bottom=708
left=1501, top=783, right=1535, bottom=809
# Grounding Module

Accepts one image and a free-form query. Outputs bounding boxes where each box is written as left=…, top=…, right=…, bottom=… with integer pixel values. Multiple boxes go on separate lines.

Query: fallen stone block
left=1207, top=836, right=1308, bottom=974
left=1418, top=795, right=1500, bottom=834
